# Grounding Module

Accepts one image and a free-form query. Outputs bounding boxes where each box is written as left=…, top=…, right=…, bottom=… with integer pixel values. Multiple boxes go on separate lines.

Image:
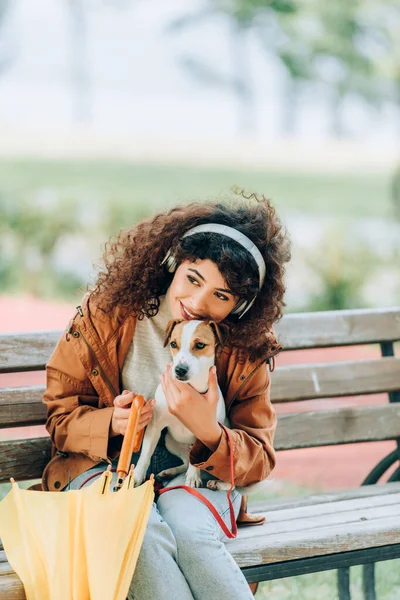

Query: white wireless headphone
left=160, top=223, right=266, bottom=319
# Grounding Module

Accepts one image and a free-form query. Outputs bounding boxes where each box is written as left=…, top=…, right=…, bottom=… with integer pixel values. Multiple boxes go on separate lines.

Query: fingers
left=162, top=365, right=182, bottom=392
left=161, top=366, right=185, bottom=417
left=140, top=399, right=155, bottom=419
left=112, top=397, right=156, bottom=436
left=206, top=366, right=219, bottom=404
left=114, top=390, right=136, bottom=408
left=208, top=365, right=217, bottom=382
left=137, top=400, right=155, bottom=430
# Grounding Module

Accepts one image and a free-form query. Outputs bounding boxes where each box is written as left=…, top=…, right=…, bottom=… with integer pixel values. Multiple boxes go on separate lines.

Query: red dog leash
left=78, top=423, right=238, bottom=539
left=157, top=423, right=237, bottom=539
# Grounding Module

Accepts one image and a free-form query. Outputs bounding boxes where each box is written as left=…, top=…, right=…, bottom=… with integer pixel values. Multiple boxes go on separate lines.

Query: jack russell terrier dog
left=133, top=318, right=270, bottom=496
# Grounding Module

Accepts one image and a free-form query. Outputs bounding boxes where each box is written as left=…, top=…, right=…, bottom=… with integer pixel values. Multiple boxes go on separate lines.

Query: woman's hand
left=160, top=365, right=222, bottom=451
left=110, top=390, right=155, bottom=437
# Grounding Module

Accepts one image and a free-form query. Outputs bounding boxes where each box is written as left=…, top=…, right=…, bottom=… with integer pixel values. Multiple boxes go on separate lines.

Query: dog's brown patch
left=164, top=320, right=185, bottom=356
left=163, top=319, right=183, bottom=349
left=190, top=322, right=217, bottom=357
left=164, top=320, right=221, bottom=358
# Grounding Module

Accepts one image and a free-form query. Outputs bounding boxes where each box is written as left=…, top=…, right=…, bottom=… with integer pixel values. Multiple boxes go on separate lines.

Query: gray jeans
left=65, top=431, right=254, bottom=600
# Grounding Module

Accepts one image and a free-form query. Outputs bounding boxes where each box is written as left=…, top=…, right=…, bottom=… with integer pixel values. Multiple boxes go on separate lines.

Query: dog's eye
left=195, top=342, right=206, bottom=350
left=170, top=341, right=178, bottom=349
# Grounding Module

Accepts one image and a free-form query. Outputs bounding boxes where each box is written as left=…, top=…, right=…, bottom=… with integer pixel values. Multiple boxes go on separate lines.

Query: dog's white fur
left=133, top=319, right=271, bottom=496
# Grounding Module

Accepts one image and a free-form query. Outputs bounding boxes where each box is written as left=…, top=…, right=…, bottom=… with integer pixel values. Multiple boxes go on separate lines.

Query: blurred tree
left=64, top=0, right=132, bottom=123
left=392, top=163, right=400, bottom=220
left=291, top=0, right=398, bottom=136
left=0, top=0, right=15, bottom=75
left=168, top=0, right=400, bottom=137
left=242, top=0, right=397, bottom=136
left=166, top=0, right=299, bottom=135
left=304, top=230, right=379, bottom=311
left=66, top=0, right=91, bottom=123
left=0, top=195, right=83, bottom=297
left=271, top=0, right=379, bottom=136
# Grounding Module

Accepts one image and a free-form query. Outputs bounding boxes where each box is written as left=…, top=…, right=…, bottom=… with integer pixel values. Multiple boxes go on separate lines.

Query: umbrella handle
left=115, top=394, right=146, bottom=489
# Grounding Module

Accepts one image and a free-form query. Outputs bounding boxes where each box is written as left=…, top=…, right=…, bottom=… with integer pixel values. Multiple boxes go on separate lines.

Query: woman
left=42, top=193, right=291, bottom=599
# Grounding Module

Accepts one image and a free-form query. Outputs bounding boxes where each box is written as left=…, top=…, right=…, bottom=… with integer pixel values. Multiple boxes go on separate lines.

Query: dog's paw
left=206, top=479, right=231, bottom=491
left=185, top=471, right=202, bottom=488
left=157, top=467, right=178, bottom=480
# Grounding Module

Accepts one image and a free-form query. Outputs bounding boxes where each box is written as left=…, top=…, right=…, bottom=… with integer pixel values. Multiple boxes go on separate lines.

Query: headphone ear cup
left=167, top=252, right=177, bottom=273
left=231, top=300, right=248, bottom=316
left=231, top=295, right=258, bottom=318
left=161, top=249, right=178, bottom=273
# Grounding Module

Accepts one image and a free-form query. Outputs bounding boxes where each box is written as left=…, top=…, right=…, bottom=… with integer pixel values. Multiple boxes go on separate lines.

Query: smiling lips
left=180, top=302, right=202, bottom=320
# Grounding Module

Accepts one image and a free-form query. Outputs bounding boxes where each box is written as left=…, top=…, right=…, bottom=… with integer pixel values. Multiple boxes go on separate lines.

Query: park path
left=0, top=295, right=395, bottom=492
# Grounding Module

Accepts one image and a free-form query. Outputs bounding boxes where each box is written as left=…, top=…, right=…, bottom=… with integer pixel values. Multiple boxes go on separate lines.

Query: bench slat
left=0, top=574, right=24, bottom=599
left=0, top=387, right=46, bottom=427
left=0, top=552, right=14, bottom=575
left=1, top=307, right=399, bottom=373
left=239, top=503, right=400, bottom=542
left=271, top=357, right=400, bottom=402
left=238, top=492, right=400, bottom=539
left=0, top=402, right=398, bottom=480
left=0, top=332, right=61, bottom=374
left=249, top=481, right=400, bottom=513
left=1, top=355, right=400, bottom=429
left=228, top=515, right=400, bottom=567
left=275, top=404, right=400, bottom=449
left=0, top=438, right=51, bottom=483
left=275, top=307, right=400, bottom=349
left=226, top=486, right=400, bottom=567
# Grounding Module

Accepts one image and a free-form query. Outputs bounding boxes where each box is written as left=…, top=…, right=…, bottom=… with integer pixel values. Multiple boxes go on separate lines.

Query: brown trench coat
left=42, top=293, right=278, bottom=492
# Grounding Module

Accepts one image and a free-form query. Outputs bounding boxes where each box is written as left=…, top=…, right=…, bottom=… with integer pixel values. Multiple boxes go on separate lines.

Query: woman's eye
left=187, top=275, right=199, bottom=285
left=187, top=274, right=229, bottom=301
left=170, top=341, right=178, bottom=348
left=195, top=342, right=206, bottom=350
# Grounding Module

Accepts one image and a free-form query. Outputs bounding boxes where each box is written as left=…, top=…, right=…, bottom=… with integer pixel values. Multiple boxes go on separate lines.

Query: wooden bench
left=1, top=307, right=400, bottom=599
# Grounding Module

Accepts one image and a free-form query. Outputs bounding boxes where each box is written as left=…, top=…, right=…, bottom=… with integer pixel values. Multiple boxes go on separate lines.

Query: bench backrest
left=0, top=307, right=400, bottom=483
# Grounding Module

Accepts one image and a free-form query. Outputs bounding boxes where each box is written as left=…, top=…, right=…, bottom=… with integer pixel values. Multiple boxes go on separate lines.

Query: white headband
left=182, top=223, right=266, bottom=289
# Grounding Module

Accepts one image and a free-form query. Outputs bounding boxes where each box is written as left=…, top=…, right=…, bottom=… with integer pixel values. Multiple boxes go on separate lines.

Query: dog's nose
left=175, top=364, right=189, bottom=379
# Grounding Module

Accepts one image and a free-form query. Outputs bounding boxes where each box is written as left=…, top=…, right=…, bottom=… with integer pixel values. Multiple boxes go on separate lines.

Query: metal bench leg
left=362, top=564, right=376, bottom=600
left=338, top=567, right=351, bottom=600
left=339, top=564, right=376, bottom=600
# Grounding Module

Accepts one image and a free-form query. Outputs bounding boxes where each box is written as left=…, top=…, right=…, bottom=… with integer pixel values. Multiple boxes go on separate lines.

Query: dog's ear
left=208, top=321, right=229, bottom=349
left=163, top=319, right=182, bottom=348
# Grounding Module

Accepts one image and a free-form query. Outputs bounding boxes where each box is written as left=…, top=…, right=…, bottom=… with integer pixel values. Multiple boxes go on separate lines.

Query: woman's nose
left=191, top=290, right=209, bottom=315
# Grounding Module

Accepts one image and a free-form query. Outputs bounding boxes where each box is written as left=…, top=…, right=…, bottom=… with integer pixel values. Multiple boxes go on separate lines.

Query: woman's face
left=167, top=259, right=239, bottom=323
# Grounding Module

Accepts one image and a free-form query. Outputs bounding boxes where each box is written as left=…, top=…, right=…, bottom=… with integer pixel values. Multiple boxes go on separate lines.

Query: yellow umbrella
left=0, top=394, right=153, bottom=600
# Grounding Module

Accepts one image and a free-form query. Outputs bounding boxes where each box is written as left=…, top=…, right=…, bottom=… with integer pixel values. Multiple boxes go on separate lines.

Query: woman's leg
left=128, top=502, right=194, bottom=600
left=156, top=473, right=254, bottom=600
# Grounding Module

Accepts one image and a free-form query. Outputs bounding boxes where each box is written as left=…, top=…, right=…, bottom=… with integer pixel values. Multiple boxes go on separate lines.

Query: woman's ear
left=163, top=319, right=182, bottom=347
left=208, top=321, right=229, bottom=348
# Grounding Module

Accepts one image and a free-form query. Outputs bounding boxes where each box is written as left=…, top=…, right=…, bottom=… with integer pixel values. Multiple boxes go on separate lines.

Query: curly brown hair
left=92, top=192, right=291, bottom=362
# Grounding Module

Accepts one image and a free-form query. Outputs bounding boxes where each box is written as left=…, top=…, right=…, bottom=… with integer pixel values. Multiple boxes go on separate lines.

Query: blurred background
left=0, top=2, right=399, bottom=596
left=0, top=0, right=399, bottom=312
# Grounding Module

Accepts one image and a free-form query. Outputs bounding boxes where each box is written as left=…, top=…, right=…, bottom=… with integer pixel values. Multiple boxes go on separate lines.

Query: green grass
left=256, top=562, right=400, bottom=600
left=0, top=158, right=394, bottom=220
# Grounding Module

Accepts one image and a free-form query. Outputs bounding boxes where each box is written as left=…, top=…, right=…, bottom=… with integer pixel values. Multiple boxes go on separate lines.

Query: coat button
left=54, top=481, right=61, bottom=489
left=73, top=331, right=80, bottom=338
left=206, top=466, right=214, bottom=471
left=240, top=375, right=246, bottom=380
left=91, top=369, right=99, bottom=376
